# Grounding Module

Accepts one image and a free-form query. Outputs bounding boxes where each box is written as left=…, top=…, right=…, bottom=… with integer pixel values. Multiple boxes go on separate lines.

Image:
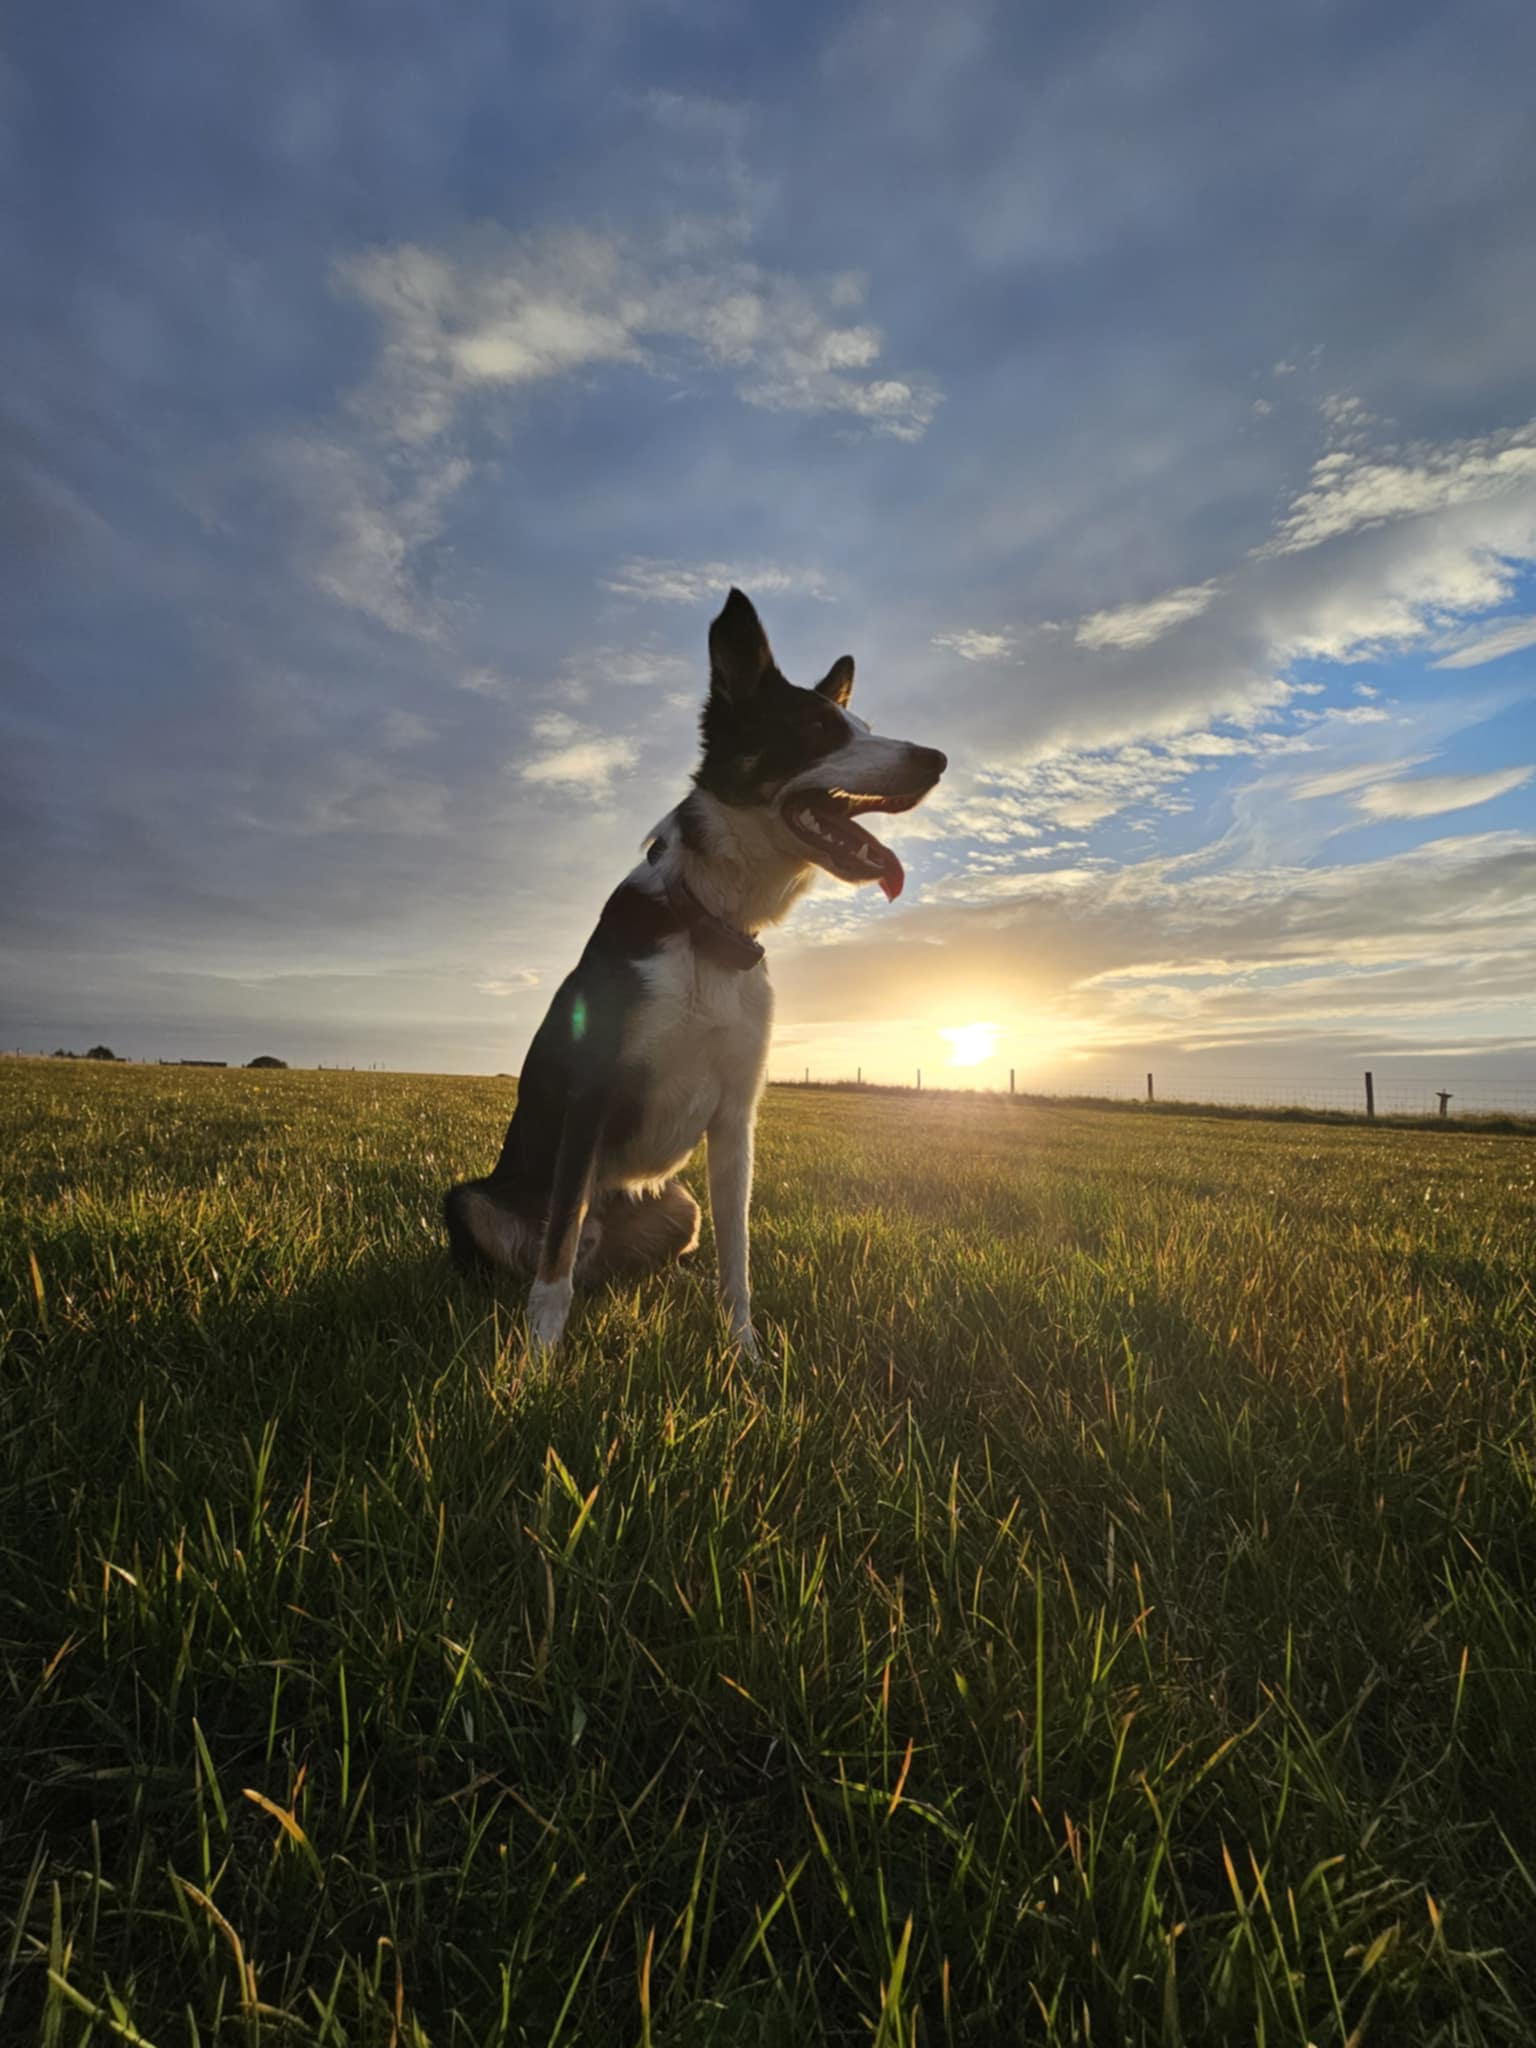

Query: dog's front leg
left=707, top=1106, right=757, bottom=1355
left=528, top=1092, right=606, bottom=1351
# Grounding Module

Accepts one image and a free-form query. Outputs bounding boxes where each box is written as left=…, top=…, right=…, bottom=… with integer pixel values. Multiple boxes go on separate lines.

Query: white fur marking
left=597, top=915, right=772, bottom=1198
left=527, top=1275, right=573, bottom=1351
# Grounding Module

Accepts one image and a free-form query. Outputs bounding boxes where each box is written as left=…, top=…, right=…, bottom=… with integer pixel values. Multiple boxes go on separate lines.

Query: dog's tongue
left=842, top=812, right=904, bottom=899
left=788, top=799, right=908, bottom=898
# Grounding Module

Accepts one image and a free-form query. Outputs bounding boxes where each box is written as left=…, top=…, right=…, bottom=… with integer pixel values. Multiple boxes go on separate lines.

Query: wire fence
left=12, top=1045, right=1535, bottom=1123
left=768, top=1066, right=1536, bottom=1122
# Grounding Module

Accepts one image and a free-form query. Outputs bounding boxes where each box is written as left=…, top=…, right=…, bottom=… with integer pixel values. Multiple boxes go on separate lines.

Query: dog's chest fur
left=602, top=938, right=772, bottom=1186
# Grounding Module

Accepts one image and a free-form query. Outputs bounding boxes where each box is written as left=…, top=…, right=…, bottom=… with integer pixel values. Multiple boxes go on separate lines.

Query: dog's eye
left=799, top=711, right=844, bottom=756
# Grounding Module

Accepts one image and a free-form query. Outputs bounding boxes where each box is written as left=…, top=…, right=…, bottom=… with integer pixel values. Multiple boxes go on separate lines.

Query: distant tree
left=247, top=1054, right=288, bottom=1069
left=51, top=1048, right=78, bottom=1059
left=84, top=1045, right=119, bottom=1062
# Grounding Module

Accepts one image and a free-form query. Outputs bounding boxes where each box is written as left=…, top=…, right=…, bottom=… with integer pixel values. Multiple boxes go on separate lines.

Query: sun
left=941, top=1021, right=1001, bottom=1068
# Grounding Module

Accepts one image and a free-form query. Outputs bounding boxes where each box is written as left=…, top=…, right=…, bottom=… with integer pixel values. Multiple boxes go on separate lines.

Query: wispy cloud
left=603, top=558, right=832, bottom=605
left=556, top=644, right=695, bottom=692
left=459, top=666, right=515, bottom=697
left=477, top=969, right=541, bottom=996
left=278, top=436, right=470, bottom=639
left=340, top=222, right=941, bottom=445
left=1263, top=417, right=1536, bottom=556
left=279, top=217, right=935, bottom=640
left=1433, top=616, right=1536, bottom=669
left=380, top=709, right=435, bottom=749
left=922, top=727, right=1305, bottom=849
left=1292, top=755, right=1435, bottom=801
left=1074, top=581, right=1220, bottom=650
left=932, top=627, right=1015, bottom=663
left=519, top=716, right=640, bottom=793
left=1355, top=766, right=1533, bottom=819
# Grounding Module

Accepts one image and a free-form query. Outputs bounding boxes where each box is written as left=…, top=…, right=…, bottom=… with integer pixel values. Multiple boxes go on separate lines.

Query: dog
left=443, top=587, right=946, bottom=1354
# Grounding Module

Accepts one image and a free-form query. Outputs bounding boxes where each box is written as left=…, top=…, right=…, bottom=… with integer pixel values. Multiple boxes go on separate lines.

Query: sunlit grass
left=2, top=1059, right=1535, bottom=2043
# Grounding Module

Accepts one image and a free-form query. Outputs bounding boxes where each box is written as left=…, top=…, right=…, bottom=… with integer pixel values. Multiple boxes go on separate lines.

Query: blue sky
left=4, top=0, right=1536, bottom=1101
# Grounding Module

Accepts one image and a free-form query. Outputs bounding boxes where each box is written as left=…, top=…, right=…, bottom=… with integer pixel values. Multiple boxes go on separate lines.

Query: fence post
left=916, top=1068, right=922, bottom=1092
left=1437, top=1090, right=1452, bottom=1118
left=1364, top=1070, right=1375, bottom=1119
left=1010, top=1067, right=1015, bottom=1095
left=857, top=1066, right=861, bottom=1085
left=1146, top=1071, right=1154, bottom=1104
left=804, top=1065, right=809, bottom=1085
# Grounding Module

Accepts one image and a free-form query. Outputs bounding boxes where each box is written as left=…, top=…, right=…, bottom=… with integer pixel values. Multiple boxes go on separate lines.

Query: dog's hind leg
left=581, top=1180, right=701, bottom=1282
left=443, top=1178, right=539, bottom=1277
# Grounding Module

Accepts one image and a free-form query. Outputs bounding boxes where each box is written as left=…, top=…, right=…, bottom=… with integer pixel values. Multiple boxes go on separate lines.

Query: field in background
left=3, top=1060, right=1535, bottom=2044
left=766, top=1069, right=1536, bottom=1123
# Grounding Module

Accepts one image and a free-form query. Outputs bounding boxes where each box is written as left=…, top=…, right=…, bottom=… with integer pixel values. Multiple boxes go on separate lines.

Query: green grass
left=3, top=1059, right=1535, bottom=2045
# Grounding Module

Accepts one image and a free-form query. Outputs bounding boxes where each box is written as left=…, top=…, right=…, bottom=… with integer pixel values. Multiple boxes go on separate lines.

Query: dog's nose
left=912, top=745, right=948, bottom=781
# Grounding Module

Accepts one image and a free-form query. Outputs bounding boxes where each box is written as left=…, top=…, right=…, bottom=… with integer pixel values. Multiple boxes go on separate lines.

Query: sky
left=4, top=0, right=1536, bottom=1109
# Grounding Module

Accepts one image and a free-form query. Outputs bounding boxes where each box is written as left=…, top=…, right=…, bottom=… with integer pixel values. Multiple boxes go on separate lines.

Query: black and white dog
left=444, top=588, right=946, bottom=1354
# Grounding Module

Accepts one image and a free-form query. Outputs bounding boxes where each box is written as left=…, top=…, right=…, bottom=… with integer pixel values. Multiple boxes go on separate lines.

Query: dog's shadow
left=13, top=1180, right=749, bottom=1537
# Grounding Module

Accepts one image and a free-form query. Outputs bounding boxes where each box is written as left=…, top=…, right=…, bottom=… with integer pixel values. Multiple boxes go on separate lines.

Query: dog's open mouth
left=782, top=787, right=926, bottom=900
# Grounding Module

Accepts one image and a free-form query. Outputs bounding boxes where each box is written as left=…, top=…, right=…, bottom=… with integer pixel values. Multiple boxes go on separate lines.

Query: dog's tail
left=443, top=1178, right=537, bottom=1276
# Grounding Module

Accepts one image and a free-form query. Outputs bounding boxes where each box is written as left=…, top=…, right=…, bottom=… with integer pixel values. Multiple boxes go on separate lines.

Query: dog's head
left=695, top=589, right=946, bottom=901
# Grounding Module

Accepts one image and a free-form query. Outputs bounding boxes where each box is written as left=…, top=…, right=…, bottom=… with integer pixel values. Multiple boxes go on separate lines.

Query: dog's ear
left=815, top=655, right=855, bottom=708
left=709, top=588, right=774, bottom=698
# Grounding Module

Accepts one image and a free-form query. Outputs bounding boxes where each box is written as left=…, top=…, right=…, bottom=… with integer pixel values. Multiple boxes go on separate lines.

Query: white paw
left=728, top=1318, right=759, bottom=1359
left=527, top=1277, right=573, bottom=1351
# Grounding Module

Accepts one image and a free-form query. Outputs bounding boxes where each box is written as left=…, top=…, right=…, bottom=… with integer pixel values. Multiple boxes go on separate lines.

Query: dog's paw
left=527, top=1277, right=573, bottom=1352
left=728, top=1318, right=760, bottom=1360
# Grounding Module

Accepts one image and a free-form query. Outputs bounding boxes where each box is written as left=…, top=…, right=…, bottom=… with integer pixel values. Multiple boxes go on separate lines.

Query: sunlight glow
left=941, top=1021, right=1001, bottom=1068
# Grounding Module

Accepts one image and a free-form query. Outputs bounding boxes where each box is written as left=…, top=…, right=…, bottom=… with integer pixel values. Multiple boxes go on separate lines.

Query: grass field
left=3, top=1060, right=1535, bottom=2045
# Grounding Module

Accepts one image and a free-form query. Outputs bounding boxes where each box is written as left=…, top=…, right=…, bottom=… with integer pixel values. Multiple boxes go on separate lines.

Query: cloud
left=728, top=406, right=1536, bottom=926
left=339, top=222, right=940, bottom=445
left=556, top=644, right=696, bottom=694
left=915, top=727, right=1306, bottom=852
left=1292, top=755, right=1435, bottom=801
left=1267, top=527, right=1517, bottom=663
left=276, top=435, right=470, bottom=639
left=1263, top=416, right=1536, bottom=556
left=477, top=969, right=540, bottom=996
left=380, top=709, right=434, bottom=749
left=531, top=712, right=583, bottom=744
left=1074, top=581, right=1220, bottom=650
left=1433, top=616, right=1536, bottom=669
left=1355, top=766, right=1533, bottom=819
left=775, top=829, right=1536, bottom=1054
left=520, top=731, right=639, bottom=793
left=1008, top=410, right=1536, bottom=705
left=602, top=557, right=832, bottom=605
left=459, top=666, right=515, bottom=697
left=291, top=756, right=454, bottom=838
left=932, top=627, right=1015, bottom=662
left=280, top=217, right=935, bottom=638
